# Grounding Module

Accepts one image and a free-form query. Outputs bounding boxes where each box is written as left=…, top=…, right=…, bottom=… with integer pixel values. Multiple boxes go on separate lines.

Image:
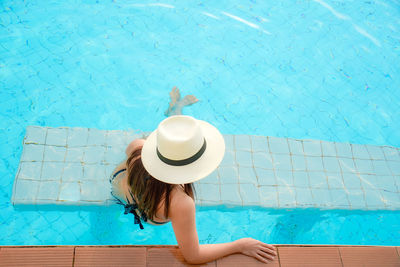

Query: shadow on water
left=13, top=202, right=176, bottom=245
left=197, top=205, right=328, bottom=243
left=265, top=208, right=400, bottom=245
left=13, top=204, right=126, bottom=245
left=268, top=208, right=326, bottom=244
left=197, top=205, right=400, bottom=245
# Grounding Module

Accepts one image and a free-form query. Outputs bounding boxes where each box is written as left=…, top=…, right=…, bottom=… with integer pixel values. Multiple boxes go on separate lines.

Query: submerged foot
left=164, top=87, right=199, bottom=116
left=181, top=95, right=199, bottom=107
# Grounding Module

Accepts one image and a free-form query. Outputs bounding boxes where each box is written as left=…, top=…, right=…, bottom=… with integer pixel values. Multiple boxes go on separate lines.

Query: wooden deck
left=0, top=245, right=399, bottom=266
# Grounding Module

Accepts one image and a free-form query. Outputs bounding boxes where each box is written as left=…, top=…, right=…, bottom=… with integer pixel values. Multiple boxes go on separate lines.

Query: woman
left=110, top=94, right=277, bottom=265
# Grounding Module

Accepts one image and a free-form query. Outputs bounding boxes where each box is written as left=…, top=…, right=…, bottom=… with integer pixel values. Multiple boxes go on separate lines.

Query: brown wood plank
left=340, top=246, right=400, bottom=267
left=1, top=245, right=399, bottom=267
left=279, top=247, right=342, bottom=267
left=216, top=253, right=279, bottom=267
left=74, top=247, right=146, bottom=267
left=0, top=247, right=74, bottom=267
left=147, top=247, right=215, bottom=267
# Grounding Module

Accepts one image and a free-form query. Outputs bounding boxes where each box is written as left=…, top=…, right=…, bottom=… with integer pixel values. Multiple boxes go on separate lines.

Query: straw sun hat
left=141, top=115, right=225, bottom=184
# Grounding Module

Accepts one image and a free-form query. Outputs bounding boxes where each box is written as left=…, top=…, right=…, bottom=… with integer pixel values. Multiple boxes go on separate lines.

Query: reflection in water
left=353, top=25, right=381, bottom=47
left=221, top=11, right=260, bottom=29
left=202, top=12, right=220, bottom=20
left=312, top=0, right=350, bottom=20
left=270, top=209, right=325, bottom=243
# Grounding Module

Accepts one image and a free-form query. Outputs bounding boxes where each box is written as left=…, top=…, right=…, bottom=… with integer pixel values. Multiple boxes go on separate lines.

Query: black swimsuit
left=109, top=168, right=167, bottom=229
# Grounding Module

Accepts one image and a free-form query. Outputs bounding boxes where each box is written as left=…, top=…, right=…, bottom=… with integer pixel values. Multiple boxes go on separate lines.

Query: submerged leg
left=172, top=95, right=198, bottom=115
left=164, top=87, right=199, bottom=116
left=164, top=86, right=181, bottom=116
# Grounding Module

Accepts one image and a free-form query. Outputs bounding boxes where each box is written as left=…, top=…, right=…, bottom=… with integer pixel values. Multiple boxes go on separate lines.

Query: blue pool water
left=5, top=205, right=400, bottom=246
left=1, top=0, right=400, bottom=245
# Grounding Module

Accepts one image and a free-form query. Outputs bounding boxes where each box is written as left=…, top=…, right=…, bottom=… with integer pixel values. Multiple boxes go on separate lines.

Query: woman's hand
left=235, top=238, right=277, bottom=264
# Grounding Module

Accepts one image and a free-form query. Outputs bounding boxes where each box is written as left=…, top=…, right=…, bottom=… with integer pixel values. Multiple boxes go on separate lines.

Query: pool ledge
left=0, top=244, right=399, bottom=266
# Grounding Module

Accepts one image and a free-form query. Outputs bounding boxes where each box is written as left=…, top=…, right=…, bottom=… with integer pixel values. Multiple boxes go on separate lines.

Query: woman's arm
left=169, top=194, right=277, bottom=264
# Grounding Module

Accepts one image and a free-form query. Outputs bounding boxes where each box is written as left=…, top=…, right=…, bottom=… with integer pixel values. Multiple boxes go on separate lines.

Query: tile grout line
left=249, top=136, right=261, bottom=206
left=324, top=142, right=350, bottom=207
left=336, top=141, right=357, bottom=209
left=216, top=167, right=222, bottom=206
left=233, top=135, right=243, bottom=206
left=351, top=142, right=378, bottom=209
left=319, top=140, right=334, bottom=205
left=288, top=139, right=299, bottom=207
left=267, top=136, right=279, bottom=207
left=302, top=140, right=316, bottom=208
left=58, top=127, right=69, bottom=204
left=36, top=127, right=49, bottom=204
left=284, top=138, right=296, bottom=207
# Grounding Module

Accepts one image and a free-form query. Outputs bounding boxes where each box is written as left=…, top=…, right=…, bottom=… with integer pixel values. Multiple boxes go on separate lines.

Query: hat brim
left=141, top=120, right=225, bottom=184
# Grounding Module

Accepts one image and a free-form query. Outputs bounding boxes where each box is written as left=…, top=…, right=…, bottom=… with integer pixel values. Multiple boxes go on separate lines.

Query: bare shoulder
left=169, top=187, right=195, bottom=219
left=110, top=160, right=127, bottom=177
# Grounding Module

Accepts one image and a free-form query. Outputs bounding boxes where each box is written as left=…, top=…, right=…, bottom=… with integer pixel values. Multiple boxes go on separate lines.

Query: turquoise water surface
left=1, top=0, right=400, bottom=245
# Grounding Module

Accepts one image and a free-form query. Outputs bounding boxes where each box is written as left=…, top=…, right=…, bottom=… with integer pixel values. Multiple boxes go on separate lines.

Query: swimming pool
left=1, top=0, right=399, bottom=245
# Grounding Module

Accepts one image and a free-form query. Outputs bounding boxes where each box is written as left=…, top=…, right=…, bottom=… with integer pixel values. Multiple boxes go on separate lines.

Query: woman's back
left=110, top=160, right=172, bottom=225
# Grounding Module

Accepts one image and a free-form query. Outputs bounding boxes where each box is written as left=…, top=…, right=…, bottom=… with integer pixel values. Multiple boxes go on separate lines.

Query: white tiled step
left=12, top=126, right=400, bottom=210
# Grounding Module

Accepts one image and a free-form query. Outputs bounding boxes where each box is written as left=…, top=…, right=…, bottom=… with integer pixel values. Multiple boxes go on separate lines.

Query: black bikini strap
left=124, top=203, right=144, bottom=230
left=113, top=168, right=127, bottom=178
left=133, top=210, right=144, bottom=230
left=111, top=191, right=125, bottom=206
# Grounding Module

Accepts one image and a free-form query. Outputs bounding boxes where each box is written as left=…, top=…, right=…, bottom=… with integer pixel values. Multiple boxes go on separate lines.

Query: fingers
left=260, top=246, right=277, bottom=256
left=262, top=243, right=276, bottom=251
left=257, top=250, right=275, bottom=261
left=254, top=254, right=270, bottom=264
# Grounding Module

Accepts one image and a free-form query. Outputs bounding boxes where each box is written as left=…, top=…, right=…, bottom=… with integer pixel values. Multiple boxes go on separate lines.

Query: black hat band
left=156, top=139, right=207, bottom=166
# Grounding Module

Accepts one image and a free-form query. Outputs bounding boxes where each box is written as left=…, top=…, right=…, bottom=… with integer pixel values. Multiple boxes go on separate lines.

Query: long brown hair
left=126, top=147, right=195, bottom=220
